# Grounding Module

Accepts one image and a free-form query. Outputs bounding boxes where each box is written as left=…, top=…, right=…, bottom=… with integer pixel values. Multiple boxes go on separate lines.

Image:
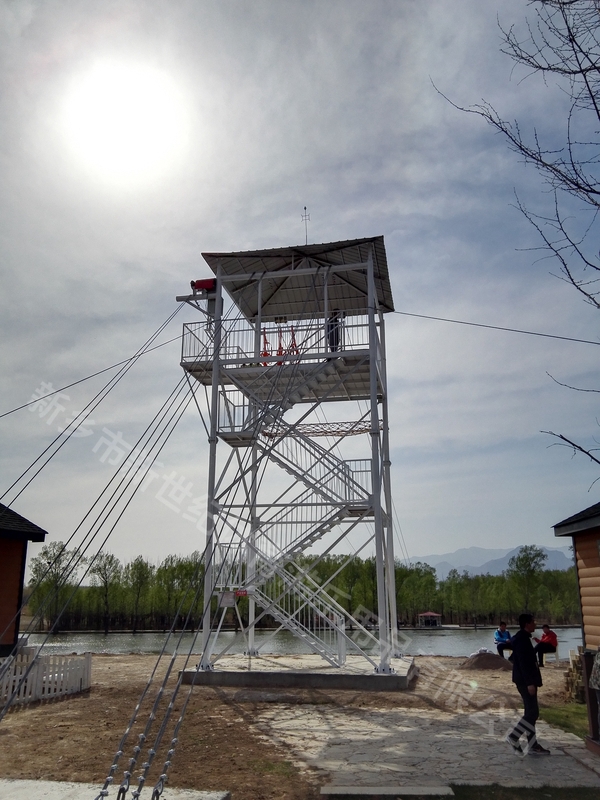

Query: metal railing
left=182, top=314, right=372, bottom=364
left=260, top=433, right=370, bottom=505
left=253, top=489, right=346, bottom=560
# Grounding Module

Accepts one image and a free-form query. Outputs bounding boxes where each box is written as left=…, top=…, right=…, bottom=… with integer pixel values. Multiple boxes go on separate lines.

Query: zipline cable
left=0, top=311, right=190, bottom=650
left=105, top=464, right=243, bottom=798
left=0, top=377, right=198, bottom=719
left=393, top=309, right=600, bottom=346
left=0, top=305, right=184, bottom=509
left=0, top=374, right=190, bottom=654
left=0, top=335, right=181, bottom=420
left=0, top=376, right=191, bottom=665
left=391, top=498, right=411, bottom=568
left=9, top=305, right=218, bottom=643
left=0, top=333, right=207, bottom=670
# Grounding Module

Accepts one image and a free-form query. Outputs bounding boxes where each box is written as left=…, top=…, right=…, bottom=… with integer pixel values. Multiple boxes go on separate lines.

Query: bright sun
left=62, top=62, right=188, bottom=186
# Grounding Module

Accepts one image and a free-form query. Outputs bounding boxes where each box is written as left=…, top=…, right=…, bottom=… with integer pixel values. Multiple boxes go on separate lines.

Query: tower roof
left=201, top=236, right=394, bottom=321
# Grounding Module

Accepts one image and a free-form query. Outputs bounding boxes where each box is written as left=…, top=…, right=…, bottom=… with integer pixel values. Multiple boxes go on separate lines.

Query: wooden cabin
left=554, top=501, right=600, bottom=755
left=0, top=503, right=47, bottom=657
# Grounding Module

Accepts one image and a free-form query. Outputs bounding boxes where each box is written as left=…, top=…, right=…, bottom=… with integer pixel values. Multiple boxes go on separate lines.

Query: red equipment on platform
left=190, top=278, right=217, bottom=293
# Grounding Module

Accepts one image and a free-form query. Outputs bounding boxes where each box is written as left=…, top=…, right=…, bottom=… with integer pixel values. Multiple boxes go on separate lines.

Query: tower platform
left=181, top=352, right=380, bottom=404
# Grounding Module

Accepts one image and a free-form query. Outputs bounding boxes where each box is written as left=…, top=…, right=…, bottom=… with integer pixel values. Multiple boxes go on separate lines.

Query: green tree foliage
left=153, top=552, right=204, bottom=631
left=506, top=545, right=548, bottom=612
left=123, top=556, right=154, bottom=633
left=88, top=552, right=122, bottom=635
left=28, top=541, right=86, bottom=632
left=397, top=562, right=437, bottom=626
left=26, top=545, right=579, bottom=631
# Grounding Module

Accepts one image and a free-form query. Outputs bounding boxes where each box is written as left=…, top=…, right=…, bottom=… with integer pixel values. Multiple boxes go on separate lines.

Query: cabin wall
left=575, top=529, right=600, bottom=650
left=0, top=538, right=27, bottom=655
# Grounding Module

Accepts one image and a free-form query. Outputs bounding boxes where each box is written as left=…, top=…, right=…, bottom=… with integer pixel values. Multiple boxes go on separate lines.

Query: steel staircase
left=251, top=560, right=379, bottom=667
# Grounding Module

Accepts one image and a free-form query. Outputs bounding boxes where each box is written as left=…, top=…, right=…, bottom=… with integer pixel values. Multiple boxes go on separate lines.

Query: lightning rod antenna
left=301, top=206, right=310, bottom=245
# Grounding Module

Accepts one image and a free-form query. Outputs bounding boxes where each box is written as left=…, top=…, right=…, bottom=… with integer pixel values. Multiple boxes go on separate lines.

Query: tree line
left=26, top=543, right=579, bottom=633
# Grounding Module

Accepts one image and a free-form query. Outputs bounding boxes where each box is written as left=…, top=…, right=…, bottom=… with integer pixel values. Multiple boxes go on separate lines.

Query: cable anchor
left=151, top=775, right=166, bottom=800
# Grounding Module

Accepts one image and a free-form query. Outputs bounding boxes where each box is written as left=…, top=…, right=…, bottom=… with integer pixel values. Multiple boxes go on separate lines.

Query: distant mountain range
left=409, top=545, right=574, bottom=580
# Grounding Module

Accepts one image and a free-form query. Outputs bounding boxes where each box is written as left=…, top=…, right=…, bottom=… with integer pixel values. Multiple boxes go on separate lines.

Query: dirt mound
left=459, top=652, right=512, bottom=671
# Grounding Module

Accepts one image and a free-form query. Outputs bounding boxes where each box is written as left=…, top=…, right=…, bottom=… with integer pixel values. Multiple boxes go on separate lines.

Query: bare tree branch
left=437, top=2, right=600, bottom=308
left=542, top=429, right=600, bottom=466
left=440, top=3, right=600, bottom=482
left=546, top=371, right=600, bottom=391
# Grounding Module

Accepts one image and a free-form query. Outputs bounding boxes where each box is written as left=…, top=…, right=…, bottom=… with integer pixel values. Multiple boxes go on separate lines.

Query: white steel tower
left=178, top=237, right=398, bottom=673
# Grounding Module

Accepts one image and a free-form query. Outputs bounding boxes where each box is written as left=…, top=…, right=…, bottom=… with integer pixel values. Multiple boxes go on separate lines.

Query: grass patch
left=451, top=788, right=600, bottom=800
left=248, top=758, right=296, bottom=777
left=538, top=703, right=588, bottom=740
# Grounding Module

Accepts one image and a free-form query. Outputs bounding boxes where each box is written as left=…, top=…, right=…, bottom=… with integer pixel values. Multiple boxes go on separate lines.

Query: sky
left=1, top=0, right=599, bottom=573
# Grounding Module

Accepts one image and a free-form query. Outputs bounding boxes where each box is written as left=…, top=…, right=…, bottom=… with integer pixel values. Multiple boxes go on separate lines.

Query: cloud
left=1, top=0, right=599, bottom=568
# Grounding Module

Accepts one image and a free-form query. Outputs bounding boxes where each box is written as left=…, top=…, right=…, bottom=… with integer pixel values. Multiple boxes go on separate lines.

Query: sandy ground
left=0, top=654, right=572, bottom=799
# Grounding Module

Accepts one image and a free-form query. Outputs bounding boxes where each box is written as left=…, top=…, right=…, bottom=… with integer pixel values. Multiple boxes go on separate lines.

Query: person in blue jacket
left=505, top=614, right=550, bottom=755
left=494, top=621, right=512, bottom=658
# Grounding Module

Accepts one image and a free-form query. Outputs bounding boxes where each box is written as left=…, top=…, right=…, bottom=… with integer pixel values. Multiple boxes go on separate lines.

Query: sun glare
left=62, top=62, right=188, bottom=186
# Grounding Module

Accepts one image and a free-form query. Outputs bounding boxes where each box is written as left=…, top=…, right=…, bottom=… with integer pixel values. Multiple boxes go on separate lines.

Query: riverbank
left=24, top=626, right=584, bottom=658
left=20, top=622, right=582, bottom=633
left=1, top=653, right=597, bottom=798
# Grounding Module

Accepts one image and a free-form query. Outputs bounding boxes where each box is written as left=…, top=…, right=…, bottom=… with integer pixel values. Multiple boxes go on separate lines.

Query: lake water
left=27, top=626, right=583, bottom=659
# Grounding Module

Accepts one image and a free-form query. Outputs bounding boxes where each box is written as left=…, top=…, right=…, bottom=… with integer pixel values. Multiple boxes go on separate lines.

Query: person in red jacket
left=533, top=624, right=558, bottom=667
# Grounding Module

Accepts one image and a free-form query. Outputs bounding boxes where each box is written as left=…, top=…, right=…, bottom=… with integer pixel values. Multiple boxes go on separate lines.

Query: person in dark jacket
left=505, top=613, right=550, bottom=755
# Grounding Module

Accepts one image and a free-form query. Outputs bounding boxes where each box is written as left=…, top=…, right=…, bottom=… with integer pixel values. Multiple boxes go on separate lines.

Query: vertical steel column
left=379, top=306, right=400, bottom=656
left=323, top=268, right=329, bottom=351
left=199, top=262, right=223, bottom=670
left=367, top=246, right=392, bottom=673
left=247, top=278, right=262, bottom=655
left=246, top=449, right=259, bottom=656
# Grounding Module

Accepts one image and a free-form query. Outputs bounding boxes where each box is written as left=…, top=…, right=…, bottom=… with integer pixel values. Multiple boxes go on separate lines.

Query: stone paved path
left=0, top=779, right=229, bottom=800
left=253, top=705, right=600, bottom=789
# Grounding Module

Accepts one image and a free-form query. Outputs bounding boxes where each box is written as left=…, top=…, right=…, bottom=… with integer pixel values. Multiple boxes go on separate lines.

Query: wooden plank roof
left=201, top=236, right=394, bottom=321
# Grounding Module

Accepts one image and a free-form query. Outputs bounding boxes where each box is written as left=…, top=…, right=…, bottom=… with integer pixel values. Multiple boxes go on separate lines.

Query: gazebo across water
left=418, top=611, right=442, bottom=628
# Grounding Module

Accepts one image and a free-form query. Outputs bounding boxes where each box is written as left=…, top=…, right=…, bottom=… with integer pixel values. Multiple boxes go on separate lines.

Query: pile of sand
left=458, top=652, right=512, bottom=671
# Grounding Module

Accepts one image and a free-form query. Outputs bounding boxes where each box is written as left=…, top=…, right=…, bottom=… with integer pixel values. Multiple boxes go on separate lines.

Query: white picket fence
left=0, top=649, right=92, bottom=707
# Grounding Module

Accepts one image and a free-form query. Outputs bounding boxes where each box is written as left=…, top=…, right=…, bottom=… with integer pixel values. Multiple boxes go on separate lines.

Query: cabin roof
left=554, top=501, right=600, bottom=536
left=0, top=503, right=47, bottom=542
